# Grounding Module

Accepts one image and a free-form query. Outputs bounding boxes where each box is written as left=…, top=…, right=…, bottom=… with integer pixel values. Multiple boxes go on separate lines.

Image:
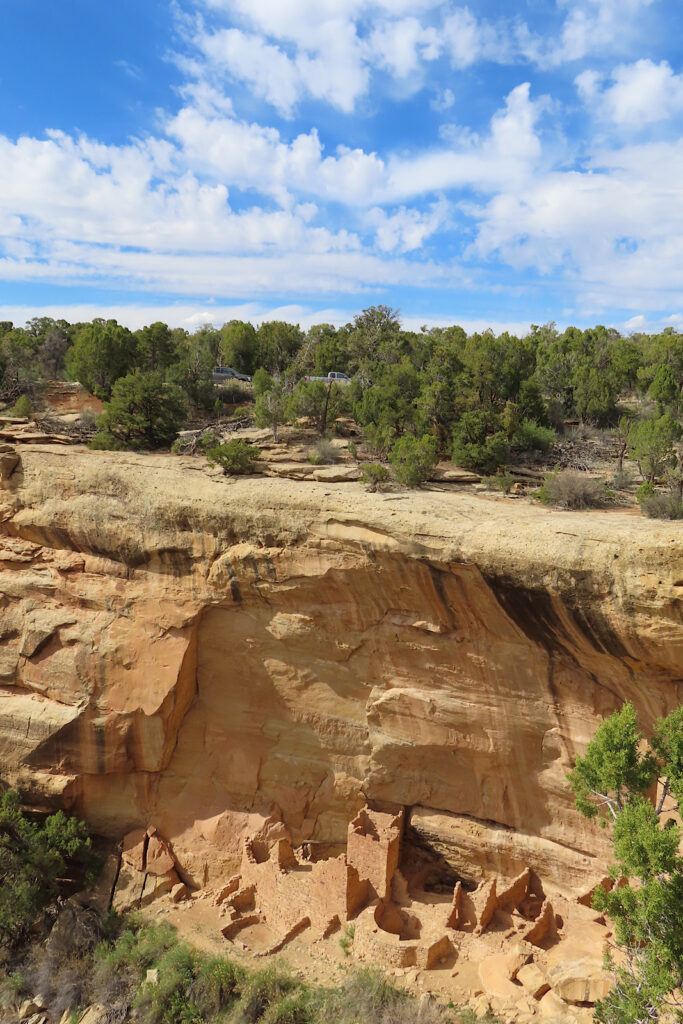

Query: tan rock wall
left=1, top=446, right=681, bottom=894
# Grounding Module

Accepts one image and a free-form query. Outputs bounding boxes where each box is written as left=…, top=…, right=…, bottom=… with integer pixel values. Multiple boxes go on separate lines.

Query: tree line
left=1, top=309, right=681, bottom=504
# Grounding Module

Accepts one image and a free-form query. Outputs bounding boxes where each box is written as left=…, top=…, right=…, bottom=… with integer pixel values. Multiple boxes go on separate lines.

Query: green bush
left=310, top=438, right=339, bottom=464
left=360, top=463, right=390, bottom=492
left=611, top=469, right=633, bottom=490
left=0, top=790, right=92, bottom=947
left=254, top=387, right=287, bottom=442
left=199, top=430, right=219, bottom=451
left=206, top=439, right=260, bottom=475
left=452, top=413, right=508, bottom=474
left=134, top=942, right=200, bottom=1024
left=511, top=419, right=555, bottom=452
left=10, top=394, right=32, bottom=417
left=339, top=924, right=355, bottom=957
left=484, top=472, right=515, bottom=493
left=638, top=490, right=683, bottom=519
left=231, top=405, right=252, bottom=419
left=362, top=423, right=395, bottom=459
left=537, top=469, right=612, bottom=509
left=636, top=480, right=655, bottom=504
left=389, top=434, right=438, bottom=488
left=233, top=964, right=299, bottom=1024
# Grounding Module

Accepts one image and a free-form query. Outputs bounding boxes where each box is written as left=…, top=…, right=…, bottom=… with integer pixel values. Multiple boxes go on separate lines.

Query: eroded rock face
left=0, top=445, right=681, bottom=896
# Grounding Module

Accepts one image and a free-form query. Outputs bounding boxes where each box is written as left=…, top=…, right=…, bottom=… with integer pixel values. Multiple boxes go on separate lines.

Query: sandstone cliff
left=1, top=444, right=681, bottom=898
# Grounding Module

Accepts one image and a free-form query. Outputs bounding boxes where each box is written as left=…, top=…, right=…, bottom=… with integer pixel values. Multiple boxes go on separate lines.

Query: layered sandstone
left=0, top=444, right=681, bottom=903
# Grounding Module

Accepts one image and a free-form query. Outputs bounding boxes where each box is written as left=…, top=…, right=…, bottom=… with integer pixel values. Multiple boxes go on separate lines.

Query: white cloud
left=194, top=17, right=369, bottom=115
left=177, top=0, right=664, bottom=122
left=114, top=59, right=142, bottom=80
left=431, top=88, right=455, bottom=112
left=367, top=199, right=450, bottom=252
left=468, top=135, right=683, bottom=311
left=441, top=7, right=516, bottom=68
left=166, top=82, right=545, bottom=207
left=385, top=83, right=544, bottom=200
left=577, top=59, right=683, bottom=128
left=368, top=17, right=440, bottom=79
left=198, top=29, right=302, bottom=116
left=557, top=0, right=658, bottom=64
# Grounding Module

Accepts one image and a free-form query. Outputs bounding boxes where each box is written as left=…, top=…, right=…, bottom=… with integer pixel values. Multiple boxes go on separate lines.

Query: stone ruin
left=113, top=807, right=613, bottom=1017
left=214, top=805, right=561, bottom=965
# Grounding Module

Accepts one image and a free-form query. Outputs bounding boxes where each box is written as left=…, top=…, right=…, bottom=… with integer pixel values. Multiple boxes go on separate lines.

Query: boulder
left=538, top=989, right=569, bottom=1019
left=516, top=962, right=550, bottom=1000
left=548, top=954, right=612, bottom=1005
left=170, top=882, right=190, bottom=903
left=145, top=831, right=176, bottom=876
left=478, top=954, right=526, bottom=1000
left=121, top=828, right=147, bottom=871
left=45, top=899, right=101, bottom=956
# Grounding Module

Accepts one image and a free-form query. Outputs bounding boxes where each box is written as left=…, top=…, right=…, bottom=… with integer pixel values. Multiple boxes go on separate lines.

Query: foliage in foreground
left=5, top=914, right=457, bottom=1024
left=0, top=789, right=92, bottom=946
left=569, top=703, right=683, bottom=1024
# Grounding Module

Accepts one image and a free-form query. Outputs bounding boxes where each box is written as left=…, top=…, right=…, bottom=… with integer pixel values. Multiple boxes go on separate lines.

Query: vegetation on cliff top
left=1, top=312, right=682, bottom=507
left=569, top=703, right=683, bottom=1024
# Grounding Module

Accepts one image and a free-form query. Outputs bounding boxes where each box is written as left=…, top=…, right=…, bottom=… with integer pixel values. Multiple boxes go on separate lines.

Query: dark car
left=212, top=366, right=252, bottom=383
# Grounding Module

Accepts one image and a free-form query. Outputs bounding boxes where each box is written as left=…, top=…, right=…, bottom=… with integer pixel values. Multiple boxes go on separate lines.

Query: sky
left=1, top=0, right=683, bottom=334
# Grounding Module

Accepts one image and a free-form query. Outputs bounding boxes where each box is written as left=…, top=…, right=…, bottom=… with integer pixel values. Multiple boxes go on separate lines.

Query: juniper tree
left=569, top=703, right=683, bottom=1024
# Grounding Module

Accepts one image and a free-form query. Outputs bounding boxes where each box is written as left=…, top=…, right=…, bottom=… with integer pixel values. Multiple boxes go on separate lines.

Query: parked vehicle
left=212, top=366, right=252, bottom=383
left=302, top=372, right=352, bottom=384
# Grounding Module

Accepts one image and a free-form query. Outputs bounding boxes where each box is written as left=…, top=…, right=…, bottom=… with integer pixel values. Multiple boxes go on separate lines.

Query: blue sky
left=1, top=0, right=683, bottom=333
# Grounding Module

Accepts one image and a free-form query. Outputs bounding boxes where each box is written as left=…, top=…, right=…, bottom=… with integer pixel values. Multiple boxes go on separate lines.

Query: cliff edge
left=1, top=445, right=681, bottom=897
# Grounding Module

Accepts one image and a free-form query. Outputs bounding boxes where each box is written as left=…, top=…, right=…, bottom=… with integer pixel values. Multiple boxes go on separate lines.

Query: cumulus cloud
left=2, top=0, right=682, bottom=322
left=556, top=0, right=658, bottom=64
left=176, top=0, right=665, bottom=120
left=577, top=59, right=683, bottom=127
left=166, top=82, right=546, bottom=207
left=367, top=199, right=450, bottom=252
left=468, top=135, right=683, bottom=311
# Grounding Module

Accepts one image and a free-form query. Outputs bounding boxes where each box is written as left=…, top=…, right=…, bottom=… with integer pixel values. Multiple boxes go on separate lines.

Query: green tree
left=135, top=322, right=175, bottom=372
left=254, top=385, right=287, bottom=441
left=290, top=380, right=346, bottom=436
left=220, top=320, right=258, bottom=375
left=252, top=368, right=274, bottom=398
left=389, top=434, right=438, bottom=488
left=649, top=365, right=680, bottom=411
left=569, top=704, right=683, bottom=1024
left=256, top=321, right=304, bottom=373
left=613, top=415, right=634, bottom=474
left=0, top=789, right=92, bottom=946
left=91, top=371, right=186, bottom=450
left=0, top=327, right=41, bottom=401
left=627, top=414, right=682, bottom=482
left=354, top=357, right=420, bottom=436
left=67, top=319, right=137, bottom=399
left=167, top=333, right=215, bottom=410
